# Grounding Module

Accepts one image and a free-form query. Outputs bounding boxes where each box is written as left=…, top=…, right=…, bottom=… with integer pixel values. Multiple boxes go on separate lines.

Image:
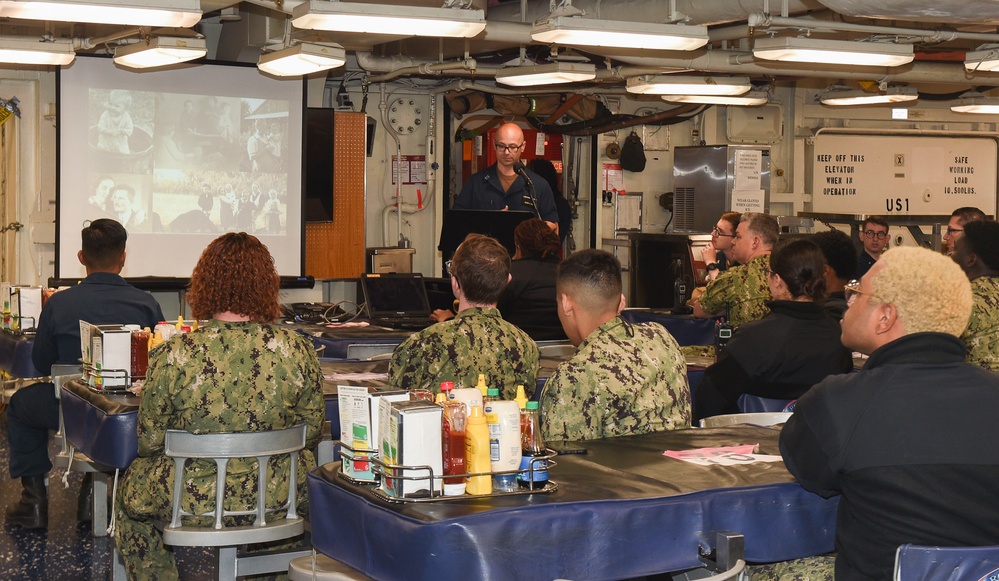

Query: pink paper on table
left=663, top=444, right=758, bottom=461
left=662, top=444, right=783, bottom=466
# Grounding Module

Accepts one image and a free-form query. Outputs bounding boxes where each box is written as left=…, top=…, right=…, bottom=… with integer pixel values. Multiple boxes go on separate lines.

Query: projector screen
left=58, top=56, right=305, bottom=279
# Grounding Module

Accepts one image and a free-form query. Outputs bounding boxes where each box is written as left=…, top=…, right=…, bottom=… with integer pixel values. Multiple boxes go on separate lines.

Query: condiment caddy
left=335, top=441, right=558, bottom=503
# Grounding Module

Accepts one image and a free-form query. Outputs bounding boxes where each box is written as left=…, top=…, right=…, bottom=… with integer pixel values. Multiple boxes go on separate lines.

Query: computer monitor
left=438, top=209, right=535, bottom=258
left=423, top=277, right=456, bottom=312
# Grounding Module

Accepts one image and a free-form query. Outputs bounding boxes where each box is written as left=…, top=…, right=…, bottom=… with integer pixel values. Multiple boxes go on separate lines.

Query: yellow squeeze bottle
left=465, top=405, right=492, bottom=495
left=514, top=384, right=529, bottom=410
left=475, top=373, right=488, bottom=397
left=176, top=316, right=184, bottom=330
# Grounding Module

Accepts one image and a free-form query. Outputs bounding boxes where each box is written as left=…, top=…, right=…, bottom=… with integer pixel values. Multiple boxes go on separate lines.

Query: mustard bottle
left=475, top=373, right=488, bottom=397
left=464, top=405, right=492, bottom=495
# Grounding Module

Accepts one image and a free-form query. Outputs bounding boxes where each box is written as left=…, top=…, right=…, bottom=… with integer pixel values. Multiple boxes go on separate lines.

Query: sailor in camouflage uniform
left=114, top=234, right=325, bottom=581
left=389, top=233, right=539, bottom=399
left=540, top=249, right=690, bottom=442
left=951, top=219, right=999, bottom=371
left=695, top=212, right=779, bottom=328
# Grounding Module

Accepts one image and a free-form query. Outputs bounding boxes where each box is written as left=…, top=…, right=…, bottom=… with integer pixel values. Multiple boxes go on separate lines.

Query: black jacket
left=497, top=257, right=567, bottom=342
left=695, top=300, right=852, bottom=419
left=782, top=333, right=999, bottom=581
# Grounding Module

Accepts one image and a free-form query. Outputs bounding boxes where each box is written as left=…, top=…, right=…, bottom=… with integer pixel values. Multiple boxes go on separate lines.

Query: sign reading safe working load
left=807, top=135, right=997, bottom=216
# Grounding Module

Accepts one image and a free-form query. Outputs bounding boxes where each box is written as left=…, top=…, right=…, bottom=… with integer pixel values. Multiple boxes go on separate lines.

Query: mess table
left=0, top=330, right=42, bottom=379
left=58, top=355, right=712, bottom=539
left=307, top=424, right=838, bottom=581
left=58, top=354, right=711, bottom=470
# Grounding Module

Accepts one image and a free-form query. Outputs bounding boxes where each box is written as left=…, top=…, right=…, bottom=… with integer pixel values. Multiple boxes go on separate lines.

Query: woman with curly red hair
left=114, top=232, right=325, bottom=580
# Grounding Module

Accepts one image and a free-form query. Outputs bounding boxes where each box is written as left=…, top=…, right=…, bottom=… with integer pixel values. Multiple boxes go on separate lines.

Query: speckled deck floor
left=0, top=413, right=217, bottom=580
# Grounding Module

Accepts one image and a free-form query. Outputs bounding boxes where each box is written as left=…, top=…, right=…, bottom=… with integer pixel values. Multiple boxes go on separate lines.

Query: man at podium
left=453, top=122, right=559, bottom=232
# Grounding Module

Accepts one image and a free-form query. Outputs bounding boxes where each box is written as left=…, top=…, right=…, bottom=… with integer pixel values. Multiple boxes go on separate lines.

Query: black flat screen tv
left=304, top=107, right=334, bottom=223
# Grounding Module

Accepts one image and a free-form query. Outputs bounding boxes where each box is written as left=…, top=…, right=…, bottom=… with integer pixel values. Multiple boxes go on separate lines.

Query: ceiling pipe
left=76, top=27, right=146, bottom=50
left=708, top=23, right=755, bottom=44
left=429, top=78, right=632, bottom=97
left=357, top=51, right=675, bottom=84
left=606, top=48, right=999, bottom=87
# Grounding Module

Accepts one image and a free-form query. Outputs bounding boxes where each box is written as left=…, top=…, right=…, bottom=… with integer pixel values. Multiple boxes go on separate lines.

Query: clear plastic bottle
left=484, top=387, right=500, bottom=403
left=127, top=325, right=150, bottom=382
left=464, top=405, right=492, bottom=495
left=450, top=387, right=483, bottom=419
left=517, top=401, right=549, bottom=490
left=437, top=393, right=467, bottom=496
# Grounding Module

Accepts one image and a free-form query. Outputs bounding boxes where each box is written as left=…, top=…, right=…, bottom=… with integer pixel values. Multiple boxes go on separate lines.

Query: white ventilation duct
left=816, top=0, right=999, bottom=25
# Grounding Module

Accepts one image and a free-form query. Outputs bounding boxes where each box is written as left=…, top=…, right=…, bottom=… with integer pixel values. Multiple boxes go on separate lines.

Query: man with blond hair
left=771, top=246, right=999, bottom=580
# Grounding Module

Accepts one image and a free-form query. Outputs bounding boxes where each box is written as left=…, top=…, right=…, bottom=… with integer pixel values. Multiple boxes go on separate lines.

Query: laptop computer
left=360, top=273, right=435, bottom=330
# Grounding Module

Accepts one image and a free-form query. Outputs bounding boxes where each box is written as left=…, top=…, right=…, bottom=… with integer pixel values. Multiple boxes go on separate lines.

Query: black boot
left=5, top=475, right=48, bottom=529
left=77, top=473, right=93, bottom=523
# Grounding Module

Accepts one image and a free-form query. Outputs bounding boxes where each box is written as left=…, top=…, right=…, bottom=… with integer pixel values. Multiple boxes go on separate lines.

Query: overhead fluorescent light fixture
left=0, top=0, right=201, bottom=28
left=257, top=42, right=346, bottom=77
left=754, top=37, right=914, bottom=67
left=292, top=0, right=486, bottom=38
left=965, top=46, right=999, bottom=72
left=664, top=91, right=769, bottom=106
left=532, top=16, right=708, bottom=51
left=113, top=36, right=207, bottom=69
left=951, top=92, right=999, bottom=114
left=819, top=85, right=918, bottom=106
left=627, top=75, right=751, bottom=96
left=496, top=61, right=596, bottom=86
left=0, top=37, right=75, bottom=66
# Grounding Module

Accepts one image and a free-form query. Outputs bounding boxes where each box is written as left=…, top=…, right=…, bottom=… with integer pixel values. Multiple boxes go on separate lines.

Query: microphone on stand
left=513, top=161, right=542, bottom=220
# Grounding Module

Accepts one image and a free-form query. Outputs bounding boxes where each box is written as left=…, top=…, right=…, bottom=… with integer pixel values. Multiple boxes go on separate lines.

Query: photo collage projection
left=88, top=89, right=290, bottom=236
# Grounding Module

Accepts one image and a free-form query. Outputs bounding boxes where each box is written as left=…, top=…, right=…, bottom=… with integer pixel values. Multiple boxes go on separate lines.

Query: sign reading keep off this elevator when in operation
left=809, top=134, right=997, bottom=215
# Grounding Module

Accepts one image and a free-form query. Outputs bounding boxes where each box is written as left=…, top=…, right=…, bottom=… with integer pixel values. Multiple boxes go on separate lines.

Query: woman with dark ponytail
left=695, top=238, right=853, bottom=420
